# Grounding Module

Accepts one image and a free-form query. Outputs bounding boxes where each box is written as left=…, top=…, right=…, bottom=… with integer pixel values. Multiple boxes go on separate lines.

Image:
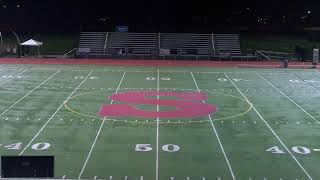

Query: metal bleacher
left=78, top=32, right=106, bottom=55
left=214, top=34, right=242, bottom=56
left=160, top=33, right=213, bottom=56
left=106, top=32, right=158, bottom=55
left=77, top=32, right=245, bottom=59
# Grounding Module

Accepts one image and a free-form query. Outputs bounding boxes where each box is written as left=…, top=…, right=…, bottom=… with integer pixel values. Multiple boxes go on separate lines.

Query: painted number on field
left=1, top=75, right=29, bottom=79
left=2, top=142, right=50, bottom=151
left=146, top=77, right=171, bottom=81
left=135, top=144, right=180, bottom=152
left=74, top=76, right=100, bottom=80
left=217, top=78, right=249, bottom=82
left=135, top=144, right=152, bottom=152
left=162, top=144, right=180, bottom=152
left=31, top=143, right=51, bottom=150
left=267, top=146, right=312, bottom=155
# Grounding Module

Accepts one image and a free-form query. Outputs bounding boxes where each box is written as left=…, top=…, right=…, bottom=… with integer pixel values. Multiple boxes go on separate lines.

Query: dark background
left=0, top=0, right=318, bottom=32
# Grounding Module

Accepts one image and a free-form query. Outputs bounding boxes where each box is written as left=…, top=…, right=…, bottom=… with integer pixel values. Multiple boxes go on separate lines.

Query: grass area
left=0, top=64, right=319, bottom=179
left=1, top=33, right=78, bottom=55
left=241, top=34, right=320, bottom=59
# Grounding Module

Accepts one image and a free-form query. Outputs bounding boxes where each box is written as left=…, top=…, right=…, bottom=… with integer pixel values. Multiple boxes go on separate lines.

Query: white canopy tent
left=20, top=39, right=43, bottom=56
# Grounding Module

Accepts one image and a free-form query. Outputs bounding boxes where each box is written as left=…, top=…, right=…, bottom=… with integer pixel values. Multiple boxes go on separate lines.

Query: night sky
left=0, top=0, right=318, bottom=32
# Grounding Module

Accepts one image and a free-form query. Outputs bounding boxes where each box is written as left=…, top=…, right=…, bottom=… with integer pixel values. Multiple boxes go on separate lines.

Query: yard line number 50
left=135, top=144, right=180, bottom=152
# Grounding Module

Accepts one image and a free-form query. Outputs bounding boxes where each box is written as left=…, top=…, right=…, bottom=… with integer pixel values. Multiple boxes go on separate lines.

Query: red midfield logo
left=99, top=91, right=217, bottom=119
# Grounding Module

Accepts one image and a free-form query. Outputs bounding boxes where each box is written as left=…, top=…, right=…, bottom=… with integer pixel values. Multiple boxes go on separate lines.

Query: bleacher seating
left=106, top=32, right=158, bottom=55
left=78, top=32, right=106, bottom=55
left=160, top=33, right=213, bottom=56
left=77, top=32, right=243, bottom=58
left=213, top=34, right=242, bottom=56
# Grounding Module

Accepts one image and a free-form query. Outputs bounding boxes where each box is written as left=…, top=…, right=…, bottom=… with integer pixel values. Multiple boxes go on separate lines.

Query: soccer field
left=0, top=64, right=320, bottom=180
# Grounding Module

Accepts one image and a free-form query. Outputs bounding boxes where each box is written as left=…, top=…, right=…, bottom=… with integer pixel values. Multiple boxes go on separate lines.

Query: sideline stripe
left=191, top=72, right=236, bottom=180
left=290, top=73, right=320, bottom=94
left=257, top=73, right=319, bottom=123
left=0, top=69, right=28, bottom=86
left=19, top=71, right=93, bottom=156
left=224, top=73, right=313, bottom=180
left=78, top=71, right=126, bottom=179
left=0, top=70, right=60, bottom=117
left=156, top=69, right=160, bottom=180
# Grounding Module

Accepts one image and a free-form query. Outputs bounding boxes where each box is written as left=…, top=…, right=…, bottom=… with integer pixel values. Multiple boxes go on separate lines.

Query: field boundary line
left=156, top=69, right=160, bottom=180
left=191, top=72, right=236, bottom=180
left=0, top=70, right=60, bottom=117
left=78, top=71, right=127, bottom=179
left=257, top=73, right=319, bottom=123
left=19, top=70, right=93, bottom=156
left=0, top=69, right=28, bottom=86
left=224, top=73, right=313, bottom=180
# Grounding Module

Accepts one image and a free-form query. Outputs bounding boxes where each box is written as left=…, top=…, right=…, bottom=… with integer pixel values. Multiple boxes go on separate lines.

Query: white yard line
left=224, top=73, right=313, bottom=180
left=19, top=70, right=93, bottom=156
left=0, top=70, right=60, bottom=117
left=0, top=69, right=28, bottom=86
left=156, top=69, right=160, bottom=180
left=257, top=73, right=320, bottom=123
left=191, top=72, right=236, bottom=180
left=78, top=71, right=126, bottom=179
left=289, top=73, right=320, bottom=94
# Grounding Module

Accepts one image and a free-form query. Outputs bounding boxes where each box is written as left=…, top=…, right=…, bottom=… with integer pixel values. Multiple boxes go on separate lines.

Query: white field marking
left=224, top=73, right=313, bottom=180
left=94, top=176, right=97, bottom=179
left=290, top=73, right=320, bottom=94
left=62, top=175, right=66, bottom=179
left=109, top=176, right=113, bottom=180
left=313, top=149, right=320, bottom=151
left=0, top=69, right=28, bottom=86
left=156, top=69, right=160, bottom=180
left=0, top=70, right=60, bottom=118
left=19, top=71, right=93, bottom=156
left=202, top=177, right=206, bottom=180
left=257, top=73, right=320, bottom=123
left=191, top=72, right=236, bottom=180
left=170, top=177, right=175, bottom=180
left=141, top=176, right=144, bottom=180
left=187, top=177, right=190, bottom=180
left=78, top=71, right=126, bottom=179
left=124, top=176, right=128, bottom=180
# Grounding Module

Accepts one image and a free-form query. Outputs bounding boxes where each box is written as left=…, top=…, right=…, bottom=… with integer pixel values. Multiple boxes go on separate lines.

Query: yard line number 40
left=0, top=142, right=50, bottom=151
left=267, top=146, right=315, bottom=155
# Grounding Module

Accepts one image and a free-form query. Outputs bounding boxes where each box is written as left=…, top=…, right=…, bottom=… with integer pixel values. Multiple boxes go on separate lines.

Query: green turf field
left=0, top=64, right=320, bottom=180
